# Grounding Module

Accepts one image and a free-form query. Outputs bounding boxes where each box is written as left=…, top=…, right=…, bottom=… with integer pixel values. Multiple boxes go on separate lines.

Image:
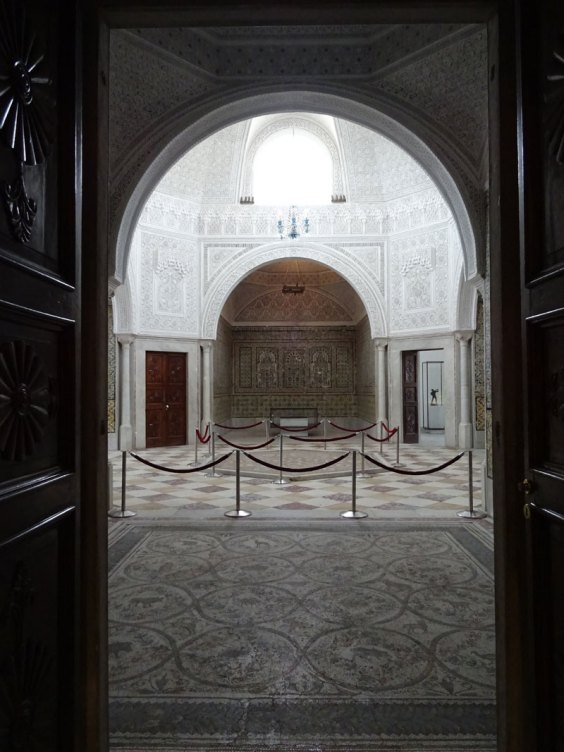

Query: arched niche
left=200, top=241, right=386, bottom=340
left=112, top=89, right=479, bottom=290
left=239, top=114, right=346, bottom=201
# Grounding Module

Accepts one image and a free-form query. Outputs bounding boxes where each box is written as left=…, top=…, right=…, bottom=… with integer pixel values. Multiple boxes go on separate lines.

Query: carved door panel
left=402, top=350, right=418, bottom=443
left=0, top=1, right=82, bottom=749
left=146, top=352, right=186, bottom=448
left=519, top=1, right=564, bottom=748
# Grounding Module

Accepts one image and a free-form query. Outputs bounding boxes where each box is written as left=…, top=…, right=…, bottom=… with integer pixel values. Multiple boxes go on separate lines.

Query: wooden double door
left=145, top=351, right=187, bottom=448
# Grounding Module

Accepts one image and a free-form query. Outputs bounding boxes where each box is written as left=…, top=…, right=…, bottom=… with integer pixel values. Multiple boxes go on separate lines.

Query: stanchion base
left=108, top=509, right=137, bottom=518
left=272, top=478, right=289, bottom=485
left=457, top=510, right=487, bottom=519
left=205, top=472, right=222, bottom=478
left=357, top=473, right=370, bottom=479
left=224, top=509, right=252, bottom=518
left=340, top=510, right=368, bottom=519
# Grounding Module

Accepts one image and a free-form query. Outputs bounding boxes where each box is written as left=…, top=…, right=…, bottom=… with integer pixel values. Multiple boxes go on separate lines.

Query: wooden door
left=402, top=350, right=418, bottom=443
left=517, top=1, right=564, bottom=749
left=146, top=351, right=187, bottom=448
left=0, top=1, right=86, bottom=749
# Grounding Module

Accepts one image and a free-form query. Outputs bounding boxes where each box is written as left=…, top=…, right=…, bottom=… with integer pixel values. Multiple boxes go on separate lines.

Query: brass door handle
left=165, top=404, right=170, bottom=410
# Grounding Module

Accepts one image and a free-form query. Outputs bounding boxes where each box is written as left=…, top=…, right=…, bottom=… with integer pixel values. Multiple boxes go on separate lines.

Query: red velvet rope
left=329, top=420, right=377, bottom=432
left=289, top=431, right=358, bottom=443
left=243, top=450, right=350, bottom=474
left=380, top=422, right=393, bottom=434
left=196, top=429, right=211, bottom=444
left=217, top=435, right=277, bottom=450
left=269, top=421, right=321, bottom=432
left=214, top=420, right=264, bottom=430
left=129, top=450, right=233, bottom=474
left=199, top=424, right=210, bottom=440
left=360, top=451, right=464, bottom=475
left=366, top=427, right=398, bottom=443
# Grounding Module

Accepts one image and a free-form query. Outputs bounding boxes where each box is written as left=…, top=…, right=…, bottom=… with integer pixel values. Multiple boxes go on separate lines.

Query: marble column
left=456, top=332, right=473, bottom=449
left=118, top=335, right=134, bottom=450
left=374, top=338, right=388, bottom=424
left=201, top=341, right=213, bottom=426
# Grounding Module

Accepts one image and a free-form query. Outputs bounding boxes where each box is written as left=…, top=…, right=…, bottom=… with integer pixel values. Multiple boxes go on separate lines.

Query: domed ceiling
left=223, top=259, right=364, bottom=325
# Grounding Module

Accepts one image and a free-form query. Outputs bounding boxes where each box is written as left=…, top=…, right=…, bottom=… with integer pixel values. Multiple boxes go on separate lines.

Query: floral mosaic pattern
left=109, top=521, right=496, bottom=750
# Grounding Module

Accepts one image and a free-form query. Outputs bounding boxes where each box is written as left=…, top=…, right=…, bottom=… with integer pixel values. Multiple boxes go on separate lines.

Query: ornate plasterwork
left=201, top=242, right=386, bottom=339
left=157, top=121, right=248, bottom=204
left=337, top=120, right=432, bottom=202
left=110, top=30, right=215, bottom=172
left=141, top=188, right=448, bottom=243
left=240, top=115, right=346, bottom=198
left=375, top=28, right=488, bottom=165
left=235, top=288, right=353, bottom=323
left=388, top=227, right=451, bottom=333
left=136, top=231, right=199, bottom=335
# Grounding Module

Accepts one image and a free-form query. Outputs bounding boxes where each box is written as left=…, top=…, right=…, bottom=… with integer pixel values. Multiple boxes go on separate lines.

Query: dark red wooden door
left=146, top=352, right=187, bottom=448
left=402, top=350, right=419, bottom=443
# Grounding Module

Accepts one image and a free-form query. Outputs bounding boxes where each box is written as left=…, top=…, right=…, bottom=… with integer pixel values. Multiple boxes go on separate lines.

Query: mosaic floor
left=109, top=430, right=487, bottom=521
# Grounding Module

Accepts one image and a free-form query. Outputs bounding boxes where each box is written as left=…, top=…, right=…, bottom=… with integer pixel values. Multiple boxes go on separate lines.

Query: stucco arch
left=113, top=88, right=479, bottom=290
left=201, top=241, right=386, bottom=340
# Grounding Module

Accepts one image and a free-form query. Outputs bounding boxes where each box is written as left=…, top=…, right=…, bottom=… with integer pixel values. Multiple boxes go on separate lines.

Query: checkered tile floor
left=109, top=429, right=487, bottom=521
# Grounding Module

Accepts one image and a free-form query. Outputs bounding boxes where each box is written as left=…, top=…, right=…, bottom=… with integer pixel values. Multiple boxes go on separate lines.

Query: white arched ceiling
left=201, top=241, right=386, bottom=339
left=113, top=89, right=478, bottom=290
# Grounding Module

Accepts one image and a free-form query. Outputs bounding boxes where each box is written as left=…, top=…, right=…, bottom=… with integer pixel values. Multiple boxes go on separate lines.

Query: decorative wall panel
left=389, top=227, right=450, bottom=332
left=233, top=327, right=354, bottom=395
left=137, top=231, right=199, bottom=335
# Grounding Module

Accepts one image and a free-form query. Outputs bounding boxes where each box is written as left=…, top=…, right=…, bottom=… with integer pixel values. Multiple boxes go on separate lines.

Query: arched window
left=253, top=128, right=332, bottom=205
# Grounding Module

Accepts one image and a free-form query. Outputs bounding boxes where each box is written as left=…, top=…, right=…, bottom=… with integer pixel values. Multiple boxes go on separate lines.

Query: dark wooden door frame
left=83, top=2, right=534, bottom=751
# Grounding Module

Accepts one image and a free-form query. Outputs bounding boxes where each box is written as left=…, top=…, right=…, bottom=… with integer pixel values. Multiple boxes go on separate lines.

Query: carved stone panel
left=282, top=349, right=305, bottom=390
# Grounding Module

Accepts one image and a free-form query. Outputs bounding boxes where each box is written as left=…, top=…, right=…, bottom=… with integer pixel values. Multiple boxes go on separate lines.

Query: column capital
left=373, top=338, right=389, bottom=349
left=117, top=334, right=135, bottom=346
left=455, top=330, right=473, bottom=343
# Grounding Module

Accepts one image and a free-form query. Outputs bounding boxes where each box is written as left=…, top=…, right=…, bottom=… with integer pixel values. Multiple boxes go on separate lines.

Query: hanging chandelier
left=277, top=205, right=310, bottom=240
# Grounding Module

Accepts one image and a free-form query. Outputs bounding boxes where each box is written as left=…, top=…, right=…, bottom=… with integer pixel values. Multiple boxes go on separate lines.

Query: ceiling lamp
left=277, top=205, right=309, bottom=240
left=282, top=260, right=305, bottom=294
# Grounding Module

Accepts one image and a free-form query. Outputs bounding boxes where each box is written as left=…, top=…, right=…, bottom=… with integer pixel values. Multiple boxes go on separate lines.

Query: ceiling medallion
left=0, top=0, right=53, bottom=244
left=0, top=341, right=54, bottom=461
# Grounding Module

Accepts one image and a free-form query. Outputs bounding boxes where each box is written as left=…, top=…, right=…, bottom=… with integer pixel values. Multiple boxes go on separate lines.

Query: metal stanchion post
left=393, top=428, right=401, bottom=467
left=265, top=418, right=269, bottom=441
left=272, top=432, right=289, bottom=484
left=109, top=451, right=136, bottom=518
left=225, top=450, right=251, bottom=518
left=358, top=431, right=368, bottom=478
left=457, top=450, right=486, bottom=519
left=324, top=416, right=327, bottom=450
left=380, top=421, right=384, bottom=454
left=341, top=450, right=367, bottom=519
left=205, top=430, right=222, bottom=478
